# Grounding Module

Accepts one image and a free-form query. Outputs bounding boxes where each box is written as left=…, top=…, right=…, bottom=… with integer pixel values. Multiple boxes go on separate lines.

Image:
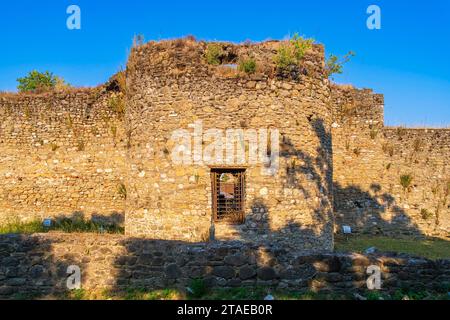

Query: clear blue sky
left=1, top=0, right=449, bottom=127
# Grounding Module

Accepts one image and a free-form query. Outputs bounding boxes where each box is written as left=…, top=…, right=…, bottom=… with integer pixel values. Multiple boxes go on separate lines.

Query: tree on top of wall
left=325, top=51, right=355, bottom=79
left=17, top=70, right=69, bottom=93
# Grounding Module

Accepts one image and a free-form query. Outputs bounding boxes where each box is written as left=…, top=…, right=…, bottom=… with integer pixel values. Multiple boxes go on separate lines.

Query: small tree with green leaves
left=325, top=51, right=355, bottom=79
left=17, top=71, right=67, bottom=93
left=205, top=43, right=223, bottom=65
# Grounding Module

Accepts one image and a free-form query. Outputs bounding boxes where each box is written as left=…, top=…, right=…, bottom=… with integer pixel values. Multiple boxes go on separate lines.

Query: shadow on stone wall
left=238, top=198, right=331, bottom=253
left=284, top=118, right=426, bottom=238
left=101, top=119, right=346, bottom=294
left=333, top=183, right=424, bottom=236
left=280, top=119, right=332, bottom=204
left=104, top=117, right=440, bottom=295
left=110, top=237, right=319, bottom=295
left=235, top=118, right=335, bottom=251
left=3, top=233, right=448, bottom=299
left=0, top=234, right=77, bottom=299
left=2, top=118, right=447, bottom=299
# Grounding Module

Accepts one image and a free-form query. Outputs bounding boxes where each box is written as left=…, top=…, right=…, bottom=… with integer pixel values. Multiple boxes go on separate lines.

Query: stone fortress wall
left=0, top=37, right=448, bottom=249
left=124, top=39, right=334, bottom=251
left=331, top=85, right=450, bottom=237
left=0, top=84, right=127, bottom=225
left=1, top=233, right=449, bottom=298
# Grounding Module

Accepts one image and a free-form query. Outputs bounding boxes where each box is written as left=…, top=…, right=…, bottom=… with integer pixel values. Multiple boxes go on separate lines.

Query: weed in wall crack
left=76, top=140, right=85, bottom=152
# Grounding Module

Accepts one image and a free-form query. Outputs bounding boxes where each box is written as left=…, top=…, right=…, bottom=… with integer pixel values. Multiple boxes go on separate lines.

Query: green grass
left=203, top=287, right=348, bottom=300
left=62, top=288, right=184, bottom=300
left=205, top=287, right=269, bottom=300
left=364, top=289, right=449, bottom=301
left=0, top=220, right=45, bottom=234
left=0, top=218, right=124, bottom=235
left=123, top=289, right=183, bottom=300
left=188, top=278, right=208, bottom=298
left=238, top=58, right=257, bottom=74
left=335, top=235, right=450, bottom=260
left=43, top=287, right=449, bottom=301
left=51, top=287, right=347, bottom=301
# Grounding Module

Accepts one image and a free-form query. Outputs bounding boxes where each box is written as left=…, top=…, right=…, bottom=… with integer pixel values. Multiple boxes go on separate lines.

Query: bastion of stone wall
left=124, top=39, right=334, bottom=251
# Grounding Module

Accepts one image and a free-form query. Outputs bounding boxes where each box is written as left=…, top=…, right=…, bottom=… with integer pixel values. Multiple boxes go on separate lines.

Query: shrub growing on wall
left=274, top=33, right=315, bottom=80
left=275, top=44, right=296, bottom=70
left=17, top=70, right=68, bottom=93
left=238, top=57, right=257, bottom=74
left=205, top=43, right=223, bottom=65
left=275, top=33, right=314, bottom=71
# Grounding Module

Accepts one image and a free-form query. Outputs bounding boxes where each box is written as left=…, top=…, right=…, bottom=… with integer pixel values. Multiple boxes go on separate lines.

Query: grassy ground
left=335, top=234, right=450, bottom=260
left=0, top=219, right=124, bottom=235
left=36, top=287, right=447, bottom=301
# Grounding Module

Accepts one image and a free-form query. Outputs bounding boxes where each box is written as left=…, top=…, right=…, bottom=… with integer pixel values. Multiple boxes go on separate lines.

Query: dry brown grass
left=115, top=71, right=127, bottom=94
left=412, top=137, right=425, bottom=153
left=0, top=86, right=97, bottom=100
left=214, top=65, right=240, bottom=78
left=382, top=142, right=395, bottom=157
left=108, top=93, right=126, bottom=119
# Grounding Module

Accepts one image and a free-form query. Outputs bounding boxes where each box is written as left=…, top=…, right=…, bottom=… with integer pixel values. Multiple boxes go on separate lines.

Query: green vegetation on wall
left=205, top=43, right=223, bottom=65
left=325, top=51, right=355, bottom=79
left=17, top=70, right=69, bottom=93
left=274, top=33, right=314, bottom=71
left=238, top=57, right=257, bottom=74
